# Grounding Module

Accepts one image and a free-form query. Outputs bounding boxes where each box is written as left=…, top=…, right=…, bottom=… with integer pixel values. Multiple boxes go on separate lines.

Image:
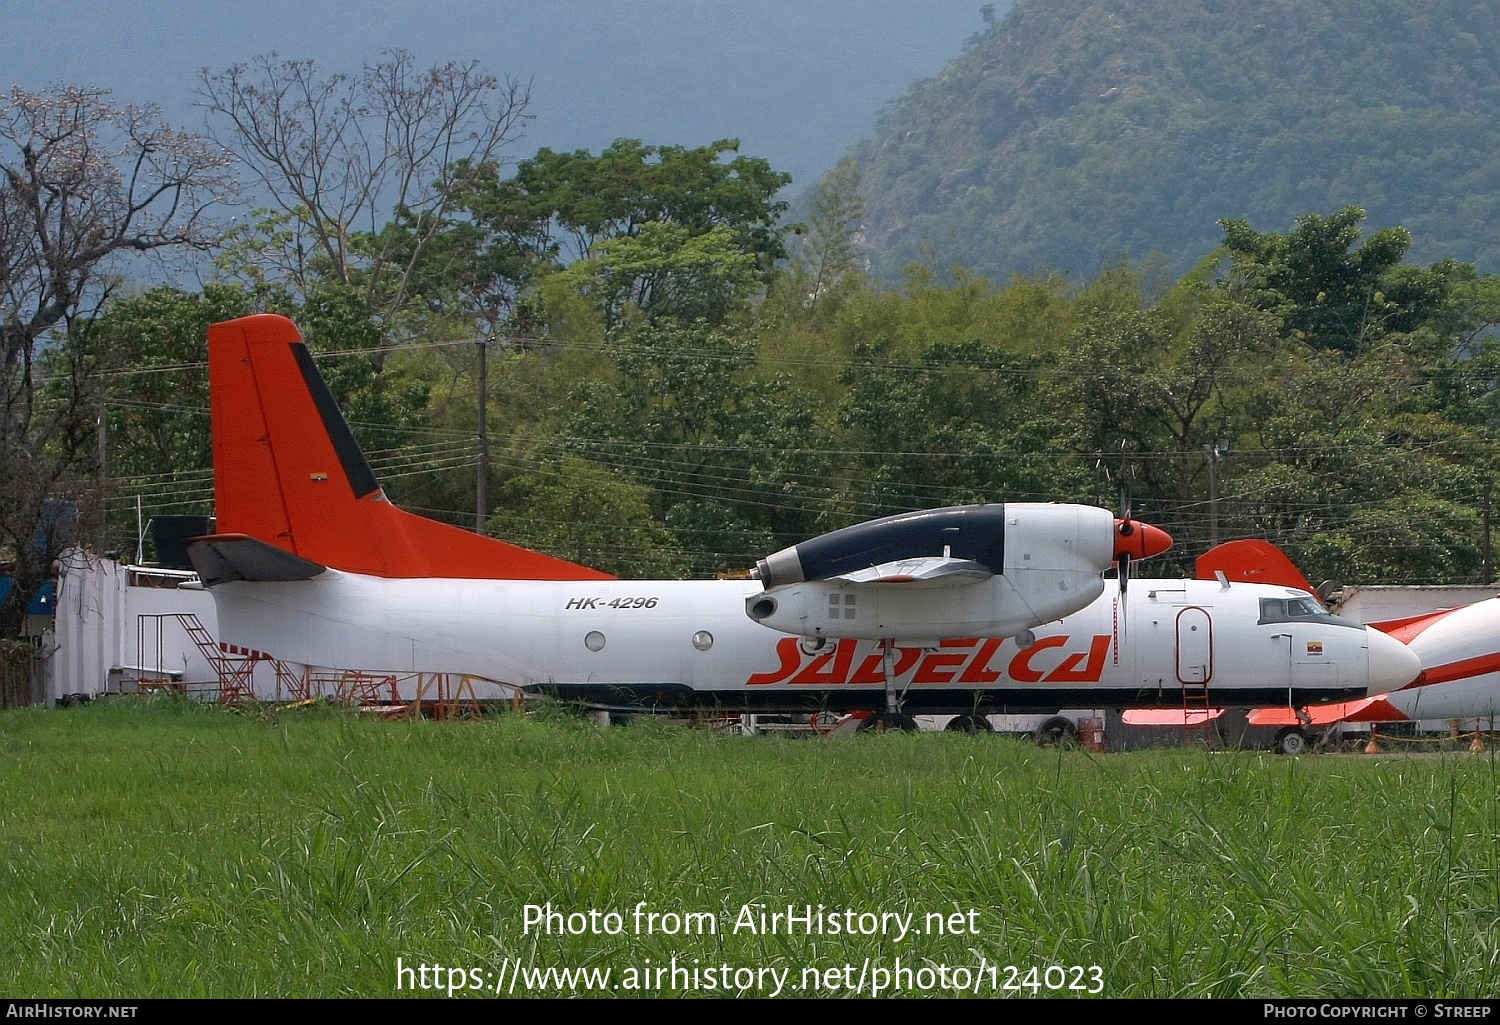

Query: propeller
left=1112, top=490, right=1172, bottom=574
left=1111, top=490, right=1174, bottom=640
left=1114, top=490, right=1134, bottom=646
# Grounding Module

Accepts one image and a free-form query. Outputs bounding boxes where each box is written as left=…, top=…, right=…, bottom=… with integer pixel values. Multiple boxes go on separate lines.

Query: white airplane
left=1202, top=540, right=1500, bottom=734
left=188, top=314, right=1419, bottom=716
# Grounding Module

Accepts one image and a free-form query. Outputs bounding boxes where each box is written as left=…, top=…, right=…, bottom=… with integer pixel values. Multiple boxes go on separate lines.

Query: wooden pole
left=476, top=338, right=488, bottom=535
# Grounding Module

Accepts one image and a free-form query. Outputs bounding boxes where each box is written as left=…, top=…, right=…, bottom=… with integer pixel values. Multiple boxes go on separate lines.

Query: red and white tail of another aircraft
left=189, top=314, right=1418, bottom=714
left=1360, top=598, right=1500, bottom=722
left=1203, top=540, right=1500, bottom=726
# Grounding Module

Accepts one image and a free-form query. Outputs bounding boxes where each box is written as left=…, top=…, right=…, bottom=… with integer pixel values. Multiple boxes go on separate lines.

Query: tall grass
left=1, top=699, right=1496, bottom=997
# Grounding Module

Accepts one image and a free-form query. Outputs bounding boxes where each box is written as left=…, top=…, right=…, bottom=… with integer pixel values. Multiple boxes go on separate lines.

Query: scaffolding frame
left=133, top=612, right=514, bottom=717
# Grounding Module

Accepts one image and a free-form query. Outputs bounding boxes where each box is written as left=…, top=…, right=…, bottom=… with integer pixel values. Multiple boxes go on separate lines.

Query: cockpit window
left=1258, top=597, right=1363, bottom=629
left=1260, top=597, right=1320, bottom=619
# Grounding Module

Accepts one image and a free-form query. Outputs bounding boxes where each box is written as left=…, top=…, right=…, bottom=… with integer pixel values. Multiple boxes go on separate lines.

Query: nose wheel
left=1273, top=726, right=1313, bottom=755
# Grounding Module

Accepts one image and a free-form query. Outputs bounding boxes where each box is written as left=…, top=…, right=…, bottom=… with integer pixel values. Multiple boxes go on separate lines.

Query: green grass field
left=1, top=698, right=1497, bottom=998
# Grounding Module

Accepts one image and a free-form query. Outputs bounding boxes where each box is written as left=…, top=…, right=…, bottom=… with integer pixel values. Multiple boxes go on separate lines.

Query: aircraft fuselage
left=1377, top=597, right=1500, bottom=722
left=209, top=573, right=1415, bottom=713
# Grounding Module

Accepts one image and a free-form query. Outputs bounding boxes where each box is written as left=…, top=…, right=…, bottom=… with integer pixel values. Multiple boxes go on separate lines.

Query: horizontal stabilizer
left=833, top=556, right=991, bottom=587
left=1333, top=697, right=1409, bottom=723
left=188, top=533, right=326, bottom=586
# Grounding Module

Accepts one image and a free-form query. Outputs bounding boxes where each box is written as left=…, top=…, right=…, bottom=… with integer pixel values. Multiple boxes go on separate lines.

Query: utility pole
left=96, top=387, right=107, bottom=552
left=476, top=337, right=489, bottom=535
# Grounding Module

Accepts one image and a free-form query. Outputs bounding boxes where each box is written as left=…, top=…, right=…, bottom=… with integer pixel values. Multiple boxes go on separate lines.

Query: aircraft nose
left=1113, top=519, right=1173, bottom=562
left=1366, top=628, right=1422, bottom=696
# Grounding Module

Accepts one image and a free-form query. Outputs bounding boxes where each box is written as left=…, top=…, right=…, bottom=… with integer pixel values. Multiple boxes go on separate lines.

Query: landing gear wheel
left=1274, top=727, right=1312, bottom=755
left=1034, top=716, right=1079, bottom=747
left=945, top=714, right=994, bottom=734
left=859, top=712, right=919, bottom=732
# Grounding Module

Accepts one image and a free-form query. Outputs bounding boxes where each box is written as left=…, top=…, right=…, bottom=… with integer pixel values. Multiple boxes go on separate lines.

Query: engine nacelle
left=746, top=503, right=1135, bottom=642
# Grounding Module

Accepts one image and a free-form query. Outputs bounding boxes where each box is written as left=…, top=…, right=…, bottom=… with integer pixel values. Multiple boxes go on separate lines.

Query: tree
left=0, top=85, right=233, bottom=638
left=1228, top=348, right=1489, bottom=585
left=444, top=138, right=793, bottom=333
left=489, top=455, right=687, bottom=578
left=556, top=222, right=762, bottom=331
left=563, top=319, right=817, bottom=575
left=381, top=177, right=556, bottom=342
left=489, top=138, right=792, bottom=268
left=1054, top=288, right=1281, bottom=553
left=1219, top=207, right=1461, bottom=357
left=783, top=155, right=867, bottom=322
left=838, top=336, right=1087, bottom=517
left=199, top=50, right=532, bottom=350
left=1211, top=209, right=1500, bottom=579
left=87, top=284, right=256, bottom=552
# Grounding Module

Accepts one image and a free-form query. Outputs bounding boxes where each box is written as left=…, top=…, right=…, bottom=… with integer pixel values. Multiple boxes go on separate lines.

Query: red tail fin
left=1195, top=539, right=1317, bottom=594
left=208, top=314, right=612, bottom=580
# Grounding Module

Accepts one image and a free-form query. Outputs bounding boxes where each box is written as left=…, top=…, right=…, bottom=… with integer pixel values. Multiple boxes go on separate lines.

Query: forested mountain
left=4, top=0, right=989, bottom=197
left=852, top=0, right=1500, bottom=280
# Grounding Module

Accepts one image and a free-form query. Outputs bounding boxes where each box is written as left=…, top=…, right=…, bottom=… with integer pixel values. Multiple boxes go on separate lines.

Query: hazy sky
left=4, top=0, right=1000, bottom=189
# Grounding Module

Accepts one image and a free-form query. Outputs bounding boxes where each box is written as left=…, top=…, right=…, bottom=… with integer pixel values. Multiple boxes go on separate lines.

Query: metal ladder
left=1181, top=682, right=1216, bottom=749
left=139, top=612, right=301, bottom=704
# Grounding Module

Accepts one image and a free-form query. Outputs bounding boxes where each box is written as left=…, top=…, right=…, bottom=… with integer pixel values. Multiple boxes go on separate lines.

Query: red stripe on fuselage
left=1405, top=649, right=1500, bottom=689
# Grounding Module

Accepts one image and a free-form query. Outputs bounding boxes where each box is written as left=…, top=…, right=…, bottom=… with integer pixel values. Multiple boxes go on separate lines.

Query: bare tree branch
left=199, top=50, right=532, bottom=346
left=0, top=85, right=234, bottom=642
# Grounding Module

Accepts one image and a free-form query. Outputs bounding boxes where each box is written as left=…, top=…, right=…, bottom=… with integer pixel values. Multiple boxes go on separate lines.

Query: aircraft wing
left=187, top=533, right=327, bottom=586
left=832, top=556, right=992, bottom=587
left=1364, top=608, right=1463, bottom=642
left=1121, top=708, right=1224, bottom=727
left=1246, top=702, right=1373, bottom=727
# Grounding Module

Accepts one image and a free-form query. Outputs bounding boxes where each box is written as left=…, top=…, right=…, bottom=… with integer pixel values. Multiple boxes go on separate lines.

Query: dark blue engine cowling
left=752, top=504, right=1007, bottom=589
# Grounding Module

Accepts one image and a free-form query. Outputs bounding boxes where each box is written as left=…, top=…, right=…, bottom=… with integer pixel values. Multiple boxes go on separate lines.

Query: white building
left=48, top=550, right=281, bottom=702
left=1333, top=585, right=1500, bottom=624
